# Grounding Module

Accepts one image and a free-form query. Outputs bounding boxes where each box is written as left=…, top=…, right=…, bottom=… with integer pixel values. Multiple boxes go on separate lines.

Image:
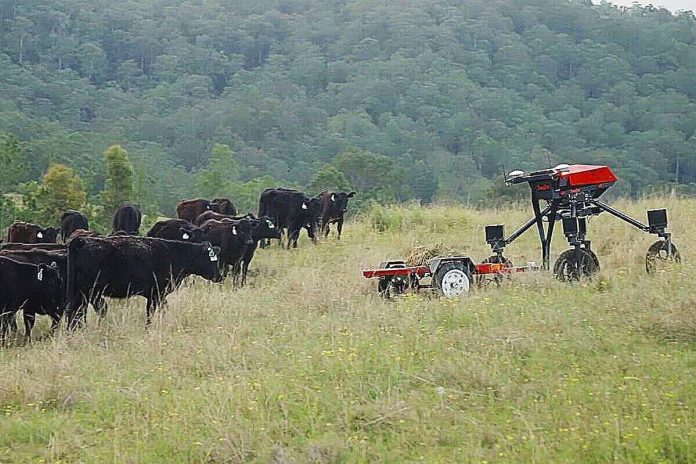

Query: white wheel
left=435, top=263, right=471, bottom=298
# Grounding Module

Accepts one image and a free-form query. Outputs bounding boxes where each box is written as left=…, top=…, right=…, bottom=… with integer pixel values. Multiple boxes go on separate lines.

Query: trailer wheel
left=378, top=276, right=408, bottom=298
left=646, top=240, right=681, bottom=274
left=434, top=261, right=471, bottom=297
left=377, top=262, right=409, bottom=298
left=553, top=249, right=599, bottom=281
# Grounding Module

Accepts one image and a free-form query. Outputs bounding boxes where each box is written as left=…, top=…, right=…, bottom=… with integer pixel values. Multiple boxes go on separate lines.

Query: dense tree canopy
left=1, top=0, right=695, bottom=227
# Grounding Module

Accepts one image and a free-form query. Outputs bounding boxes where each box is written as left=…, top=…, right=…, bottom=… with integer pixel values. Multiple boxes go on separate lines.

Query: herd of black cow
left=0, top=188, right=356, bottom=343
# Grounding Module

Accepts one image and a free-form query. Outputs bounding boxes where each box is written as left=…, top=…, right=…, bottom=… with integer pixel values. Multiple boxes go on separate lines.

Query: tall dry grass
left=0, top=197, right=694, bottom=463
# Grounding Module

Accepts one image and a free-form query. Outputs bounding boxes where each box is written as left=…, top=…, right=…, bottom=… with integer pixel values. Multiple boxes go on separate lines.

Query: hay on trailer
left=404, top=243, right=464, bottom=266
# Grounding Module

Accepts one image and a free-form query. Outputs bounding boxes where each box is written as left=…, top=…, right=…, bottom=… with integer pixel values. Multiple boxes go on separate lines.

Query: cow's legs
left=337, top=217, right=344, bottom=240
left=91, top=294, right=108, bottom=317
left=23, top=312, right=35, bottom=341
left=291, top=230, right=300, bottom=248
left=49, top=314, right=61, bottom=333
left=241, top=260, right=250, bottom=286
left=220, top=262, right=230, bottom=279
left=66, top=293, right=88, bottom=330
left=287, top=225, right=300, bottom=249
left=231, top=259, right=243, bottom=288
left=146, top=285, right=169, bottom=325
left=146, top=294, right=161, bottom=325
left=0, top=313, right=9, bottom=345
left=6, top=313, right=17, bottom=335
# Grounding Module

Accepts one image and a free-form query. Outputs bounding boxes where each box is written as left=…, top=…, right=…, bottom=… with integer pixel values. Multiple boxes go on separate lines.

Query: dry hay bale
left=404, top=243, right=463, bottom=266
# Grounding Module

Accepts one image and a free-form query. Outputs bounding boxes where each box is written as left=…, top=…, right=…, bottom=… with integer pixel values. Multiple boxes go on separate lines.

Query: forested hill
left=1, top=0, right=696, bottom=217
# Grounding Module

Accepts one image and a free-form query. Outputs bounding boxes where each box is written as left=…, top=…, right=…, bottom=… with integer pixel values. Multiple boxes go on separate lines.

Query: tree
left=196, top=144, right=238, bottom=198
left=332, top=149, right=401, bottom=203
left=102, top=144, right=134, bottom=214
left=0, top=133, right=25, bottom=191
left=410, top=160, right=438, bottom=204
left=332, top=149, right=393, bottom=192
left=231, top=175, right=277, bottom=214
left=37, top=164, right=87, bottom=223
left=306, top=165, right=351, bottom=195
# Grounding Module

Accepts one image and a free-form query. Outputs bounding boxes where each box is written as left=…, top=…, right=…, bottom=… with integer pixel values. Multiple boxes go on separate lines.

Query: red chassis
left=362, top=257, right=535, bottom=298
left=362, top=262, right=528, bottom=279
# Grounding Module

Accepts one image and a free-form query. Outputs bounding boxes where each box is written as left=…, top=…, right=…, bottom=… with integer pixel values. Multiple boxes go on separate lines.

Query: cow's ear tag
left=268, top=221, right=275, bottom=229
left=232, top=226, right=237, bottom=235
left=331, top=194, right=336, bottom=201
left=206, top=205, right=210, bottom=210
left=37, top=231, right=44, bottom=238
left=208, top=247, right=218, bottom=261
left=301, top=202, right=308, bottom=210
left=182, top=232, right=190, bottom=240
left=37, top=268, right=43, bottom=282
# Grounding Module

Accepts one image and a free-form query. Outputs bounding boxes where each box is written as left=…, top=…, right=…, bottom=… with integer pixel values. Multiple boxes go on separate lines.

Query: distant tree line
left=1, top=0, right=696, bottom=228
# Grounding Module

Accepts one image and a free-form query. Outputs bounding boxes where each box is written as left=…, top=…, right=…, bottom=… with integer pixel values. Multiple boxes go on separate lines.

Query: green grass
left=1, top=198, right=695, bottom=463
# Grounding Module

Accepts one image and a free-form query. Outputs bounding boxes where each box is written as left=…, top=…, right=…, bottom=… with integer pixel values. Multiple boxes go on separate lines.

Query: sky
left=596, top=0, right=695, bottom=12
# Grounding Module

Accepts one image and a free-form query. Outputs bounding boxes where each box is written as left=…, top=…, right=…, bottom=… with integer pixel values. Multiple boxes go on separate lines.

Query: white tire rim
left=440, top=269, right=470, bottom=297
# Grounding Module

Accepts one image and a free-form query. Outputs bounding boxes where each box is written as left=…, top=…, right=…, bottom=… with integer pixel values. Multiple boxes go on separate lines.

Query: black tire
left=378, top=276, right=408, bottom=298
left=434, top=261, right=471, bottom=297
left=646, top=240, right=681, bottom=274
left=377, top=263, right=408, bottom=299
left=553, top=248, right=600, bottom=281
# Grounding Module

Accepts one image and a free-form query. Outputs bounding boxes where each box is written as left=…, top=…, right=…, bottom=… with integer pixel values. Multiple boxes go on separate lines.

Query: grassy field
left=0, top=197, right=694, bottom=463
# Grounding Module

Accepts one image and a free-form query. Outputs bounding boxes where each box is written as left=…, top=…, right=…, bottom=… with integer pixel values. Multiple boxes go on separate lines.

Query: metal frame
left=487, top=168, right=674, bottom=272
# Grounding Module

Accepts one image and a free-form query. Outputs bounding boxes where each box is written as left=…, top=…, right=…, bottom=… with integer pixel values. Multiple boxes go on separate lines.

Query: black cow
left=258, top=188, right=320, bottom=248
left=199, top=218, right=257, bottom=280
left=60, top=210, right=89, bottom=242
left=318, top=191, right=356, bottom=239
left=112, top=203, right=142, bottom=235
left=0, top=257, right=62, bottom=343
left=147, top=219, right=208, bottom=242
left=212, top=198, right=237, bottom=216
left=0, top=249, right=68, bottom=339
left=0, top=247, right=107, bottom=324
left=232, top=216, right=281, bottom=286
left=176, top=199, right=221, bottom=223
left=65, top=236, right=222, bottom=326
left=6, top=222, right=59, bottom=244
left=0, top=249, right=66, bottom=277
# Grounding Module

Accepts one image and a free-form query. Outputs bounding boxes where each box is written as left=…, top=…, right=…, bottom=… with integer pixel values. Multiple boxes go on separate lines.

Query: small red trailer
left=362, top=257, right=536, bottom=298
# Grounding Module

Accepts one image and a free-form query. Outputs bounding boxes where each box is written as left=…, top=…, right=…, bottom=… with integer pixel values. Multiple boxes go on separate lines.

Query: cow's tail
left=65, top=237, right=86, bottom=329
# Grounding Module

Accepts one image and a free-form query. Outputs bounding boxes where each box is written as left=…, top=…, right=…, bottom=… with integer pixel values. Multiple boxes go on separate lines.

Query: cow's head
left=308, top=197, right=322, bottom=219
left=198, top=241, right=223, bottom=282
left=252, top=216, right=282, bottom=240
left=207, top=201, right=222, bottom=213
left=178, top=226, right=208, bottom=242
left=328, top=191, right=356, bottom=214
left=213, top=198, right=235, bottom=215
left=230, top=219, right=258, bottom=246
left=37, top=227, right=59, bottom=243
